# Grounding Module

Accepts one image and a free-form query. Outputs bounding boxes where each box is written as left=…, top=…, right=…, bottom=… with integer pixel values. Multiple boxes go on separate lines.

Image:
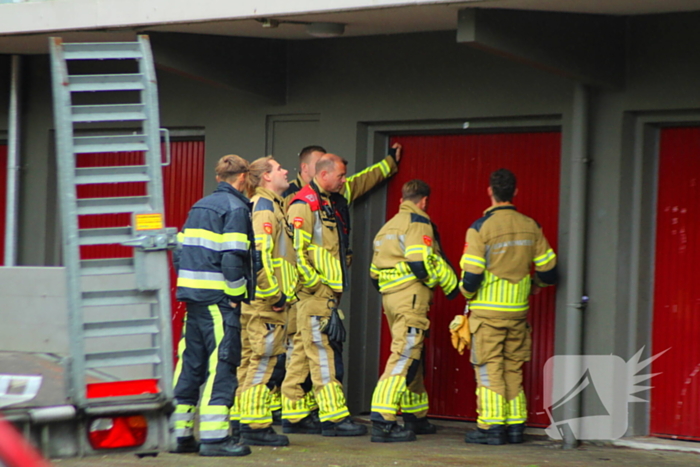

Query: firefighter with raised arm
left=461, top=169, right=557, bottom=446
left=280, top=144, right=402, bottom=434
left=171, top=155, right=255, bottom=457
left=368, top=179, right=458, bottom=442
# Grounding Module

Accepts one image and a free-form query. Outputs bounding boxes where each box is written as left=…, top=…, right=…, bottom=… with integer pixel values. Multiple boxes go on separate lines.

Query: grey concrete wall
left=3, top=12, right=700, bottom=433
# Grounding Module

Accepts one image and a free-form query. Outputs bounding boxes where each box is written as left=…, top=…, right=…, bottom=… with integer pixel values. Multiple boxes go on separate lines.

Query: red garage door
left=77, top=140, right=205, bottom=357
left=381, top=132, right=560, bottom=426
left=651, top=127, right=700, bottom=441
left=0, top=144, right=6, bottom=266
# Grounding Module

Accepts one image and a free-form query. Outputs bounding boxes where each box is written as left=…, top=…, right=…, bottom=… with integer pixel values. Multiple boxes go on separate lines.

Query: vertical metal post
left=562, top=82, right=590, bottom=449
left=4, top=55, right=21, bottom=266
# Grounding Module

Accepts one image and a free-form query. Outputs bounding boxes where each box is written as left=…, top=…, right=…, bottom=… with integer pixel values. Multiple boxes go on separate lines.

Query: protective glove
left=321, top=299, right=346, bottom=344
left=449, top=314, right=471, bottom=355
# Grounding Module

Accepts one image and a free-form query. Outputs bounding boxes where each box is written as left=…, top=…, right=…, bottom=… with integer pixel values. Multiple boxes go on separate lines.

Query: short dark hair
left=490, top=168, right=517, bottom=202
left=402, top=179, right=431, bottom=203
left=299, top=145, right=327, bottom=164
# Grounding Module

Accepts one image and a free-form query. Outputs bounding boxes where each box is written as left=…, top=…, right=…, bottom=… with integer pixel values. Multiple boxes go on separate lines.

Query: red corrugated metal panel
left=651, top=127, right=700, bottom=441
left=75, top=141, right=205, bottom=356
left=0, top=145, right=7, bottom=266
left=381, top=132, right=560, bottom=426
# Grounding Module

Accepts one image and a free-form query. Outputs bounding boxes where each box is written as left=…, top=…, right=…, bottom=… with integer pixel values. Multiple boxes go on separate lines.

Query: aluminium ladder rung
left=78, top=226, right=132, bottom=246
left=68, top=74, right=145, bottom=92
left=75, top=165, right=151, bottom=185
left=73, top=134, right=148, bottom=154
left=72, top=104, right=146, bottom=123
left=84, top=348, right=161, bottom=369
left=63, top=42, right=143, bottom=60
left=82, top=289, right=158, bottom=308
left=76, top=196, right=150, bottom=215
left=80, top=258, right=135, bottom=275
left=84, top=318, right=159, bottom=338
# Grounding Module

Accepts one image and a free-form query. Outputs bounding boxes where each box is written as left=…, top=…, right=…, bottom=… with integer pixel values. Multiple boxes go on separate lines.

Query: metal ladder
left=48, top=36, right=175, bottom=410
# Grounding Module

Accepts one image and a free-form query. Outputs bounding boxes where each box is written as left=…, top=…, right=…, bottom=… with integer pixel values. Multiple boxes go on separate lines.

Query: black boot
left=464, top=425, right=507, bottom=445
left=321, top=417, right=368, bottom=437
left=507, top=423, right=525, bottom=444
left=371, top=422, right=416, bottom=443
left=272, top=409, right=282, bottom=426
left=404, top=417, right=437, bottom=435
left=240, top=426, right=289, bottom=446
left=199, top=438, right=252, bottom=457
left=170, top=436, right=199, bottom=453
left=282, top=413, right=322, bottom=434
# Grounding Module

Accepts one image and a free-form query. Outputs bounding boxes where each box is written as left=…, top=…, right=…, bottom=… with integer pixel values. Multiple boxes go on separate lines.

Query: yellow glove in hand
left=448, top=315, right=471, bottom=355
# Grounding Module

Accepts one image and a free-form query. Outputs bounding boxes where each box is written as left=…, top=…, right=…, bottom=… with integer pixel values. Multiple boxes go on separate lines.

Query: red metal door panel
left=76, top=140, right=205, bottom=355
left=380, top=132, right=560, bottom=426
left=0, top=145, right=6, bottom=266
left=651, top=127, right=700, bottom=441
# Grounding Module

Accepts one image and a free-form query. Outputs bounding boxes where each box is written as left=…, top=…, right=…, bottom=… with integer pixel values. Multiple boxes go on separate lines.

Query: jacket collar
left=255, top=186, right=284, bottom=205
left=400, top=200, right=430, bottom=220
left=310, top=179, right=331, bottom=198
left=215, top=181, right=249, bottom=203
left=484, top=204, right=517, bottom=215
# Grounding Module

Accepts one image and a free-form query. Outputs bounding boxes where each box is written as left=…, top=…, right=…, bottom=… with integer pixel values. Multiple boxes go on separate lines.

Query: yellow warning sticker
left=135, top=213, right=164, bottom=231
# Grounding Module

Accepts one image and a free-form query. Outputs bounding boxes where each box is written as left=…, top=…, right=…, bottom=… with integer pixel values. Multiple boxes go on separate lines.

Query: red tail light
left=88, top=415, right=148, bottom=449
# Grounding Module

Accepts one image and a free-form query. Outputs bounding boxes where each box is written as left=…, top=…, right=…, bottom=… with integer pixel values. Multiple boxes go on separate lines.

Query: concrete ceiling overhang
left=2, top=1, right=700, bottom=54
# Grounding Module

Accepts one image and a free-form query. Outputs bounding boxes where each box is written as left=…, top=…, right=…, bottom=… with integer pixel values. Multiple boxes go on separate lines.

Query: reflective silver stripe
left=392, top=328, right=417, bottom=376
left=178, top=269, right=225, bottom=281
left=311, top=317, right=331, bottom=385
left=312, top=211, right=324, bottom=245
left=174, top=427, right=193, bottom=437
left=252, top=356, right=270, bottom=386
left=225, top=277, right=246, bottom=290
left=221, top=241, right=249, bottom=251
left=199, top=414, right=227, bottom=422
left=172, top=413, right=195, bottom=422
left=183, top=236, right=221, bottom=250
left=277, top=228, right=288, bottom=258
left=478, top=364, right=490, bottom=387
left=399, top=234, right=406, bottom=254
left=253, top=326, right=278, bottom=385
left=200, top=429, right=229, bottom=440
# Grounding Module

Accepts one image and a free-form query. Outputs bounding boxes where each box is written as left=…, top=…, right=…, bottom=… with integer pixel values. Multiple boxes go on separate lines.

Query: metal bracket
left=121, top=228, right=178, bottom=251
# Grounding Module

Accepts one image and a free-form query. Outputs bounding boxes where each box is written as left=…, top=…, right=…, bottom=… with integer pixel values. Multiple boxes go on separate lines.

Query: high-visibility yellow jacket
left=460, top=205, right=557, bottom=320
left=288, top=156, right=397, bottom=294
left=370, top=200, right=458, bottom=297
left=175, top=182, right=256, bottom=305
left=247, top=187, right=299, bottom=310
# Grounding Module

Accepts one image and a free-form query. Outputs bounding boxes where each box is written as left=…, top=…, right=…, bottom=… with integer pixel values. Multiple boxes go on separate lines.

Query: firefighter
left=237, top=157, right=299, bottom=446
left=171, top=155, right=256, bottom=457
left=280, top=144, right=402, bottom=434
left=461, top=169, right=557, bottom=445
left=369, top=179, right=458, bottom=442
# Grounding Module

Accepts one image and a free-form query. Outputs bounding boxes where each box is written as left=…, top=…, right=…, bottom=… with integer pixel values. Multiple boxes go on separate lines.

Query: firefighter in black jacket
left=172, top=155, right=256, bottom=457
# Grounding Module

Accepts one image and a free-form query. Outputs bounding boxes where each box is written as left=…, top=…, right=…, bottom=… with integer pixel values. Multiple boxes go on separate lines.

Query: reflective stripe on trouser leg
left=199, top=303, right=236, bottom=441
left=308, top=316, right=349, bottom=422
left=506, top=390, right=527, bottom=425
left=173, top=404, right=196, bottom=438
left=316, top=382, right=349, bottom=422
left=476, top=386, right=507, bottom=426
left=371, top=287, right=430, bottom=423
left=229, top=395, right=241, bottom=422
left=269, top=391, right=282, bottom=412
left=281, top=317, right=312, bottom=422
left=371, top=375, right=406, bottom=418
left=240, top=383, right=273, bottom=427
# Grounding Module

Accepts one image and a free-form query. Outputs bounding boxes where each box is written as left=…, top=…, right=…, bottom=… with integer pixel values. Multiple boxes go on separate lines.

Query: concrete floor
left=52, top=420, right=700, bottom=467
